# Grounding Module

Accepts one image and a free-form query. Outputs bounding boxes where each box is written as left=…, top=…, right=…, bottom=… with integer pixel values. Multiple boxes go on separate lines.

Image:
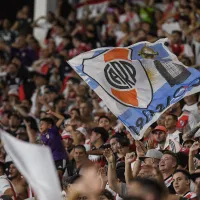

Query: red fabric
left=19, top=84, right=25, bottom=101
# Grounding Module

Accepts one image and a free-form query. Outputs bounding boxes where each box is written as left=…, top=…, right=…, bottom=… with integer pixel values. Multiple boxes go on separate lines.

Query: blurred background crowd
left=0, top=0, right=200, bottom=200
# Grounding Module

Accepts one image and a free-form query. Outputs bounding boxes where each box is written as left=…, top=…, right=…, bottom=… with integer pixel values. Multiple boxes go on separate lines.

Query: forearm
left=189, top=154, right=195, bottom=173
left=132, top=159, right=141, bottom=178
left=125, top=162, right=134, bottom=184
left=107, top=160, right=120, bottom=193
left=51, top=111, right=65, bottom=127
left=26, top=127, right=37, bottom=143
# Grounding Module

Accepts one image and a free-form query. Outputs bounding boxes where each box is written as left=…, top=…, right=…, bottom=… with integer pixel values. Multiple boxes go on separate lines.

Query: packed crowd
left=0, top=0, right=200, bottom=199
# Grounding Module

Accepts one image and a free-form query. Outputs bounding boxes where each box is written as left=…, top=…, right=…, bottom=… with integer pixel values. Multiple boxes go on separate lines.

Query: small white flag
left=0, top=130, right=62, bottom=200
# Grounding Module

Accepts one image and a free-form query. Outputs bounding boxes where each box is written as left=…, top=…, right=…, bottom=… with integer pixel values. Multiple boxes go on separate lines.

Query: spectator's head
left=127, top=177, right=167, bottom=200
left=8, top=113, right=21, bottom=129
left=70, top=108, right=80, bottom=119
left=39, top=117, right=54, bottom=133
left=0, top=162, right=5, bottom=176
left=90, top=127, right=109, bottom=145
left=75, top=127, right=87, bottom=143
left=21, top=99, right=32, bottom=111
left=73, top=145, right=87, bottom=163
left=179, top=5, right=192, bottom=16
left=178, top=16, right=190, bottom=29
left=183, top=139, right=195, bottom=149
left=109, top=134, right=120, bottom=153
left=165, top=114, right=178, bottom=130
left=98, top=116, right=111, bottom=131
left=159, top=151, right=178, bottom=174
left=7, top=63, right=19, bottom=76
left=179, top=56, right=192, bottom=66
left=9, top=163, right=20, bottom=180
left=54, top=95, right=66, bottom=113
left=15, top=35, right=27, bottom=49
left=99, top=189, right=114, bottom=200
left=152, top=126, right=167, bottom=144
left=62, top=132, right=73, bottom=150
left=79, top=102, right=91, bottom=117
left=117, top=137, right=130, bottom=156
left=140, top=149, right=163, bottom=166
left=193, top=28, right=200, bottom=42
left=176, top=152, right=188, bottom=170
left=173, top=169, right=191, bottom=196
left=171, top=30, right=182, bottom=44
left=47, top=11, right=55, bottom=23
left=191, top=173, right=200, bottom=192
left=33, top=73, right=48, bottom=87
left=1, top=111, right=11, bottom=127
left=184, top=94, right=198, bottom=106
left=2, top=19, right=11, bottom=30
left=157, top=114, right=166, bottom=126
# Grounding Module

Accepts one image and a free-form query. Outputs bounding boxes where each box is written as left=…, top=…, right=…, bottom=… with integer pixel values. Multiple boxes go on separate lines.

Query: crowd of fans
left=0, top=0, right=200, bottom=199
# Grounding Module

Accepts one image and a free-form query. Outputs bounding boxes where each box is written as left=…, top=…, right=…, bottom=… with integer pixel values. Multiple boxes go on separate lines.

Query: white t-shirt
left=166, top=130, right=182, bottom=143
left=0, top=175, right=11, bottom=195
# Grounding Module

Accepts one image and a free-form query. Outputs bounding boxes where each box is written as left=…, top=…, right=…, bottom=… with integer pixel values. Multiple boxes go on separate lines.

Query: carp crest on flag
left=68, top=39, right=200, bottom=140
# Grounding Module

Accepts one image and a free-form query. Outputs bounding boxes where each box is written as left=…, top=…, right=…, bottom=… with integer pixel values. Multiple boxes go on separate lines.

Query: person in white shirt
left=0, top=162, right=15, bottom=198
left=165, top=114, right=183, bottom=144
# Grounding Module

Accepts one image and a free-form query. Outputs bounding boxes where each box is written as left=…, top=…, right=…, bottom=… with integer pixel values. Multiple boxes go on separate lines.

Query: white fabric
left=0, top=175, right=11, bottom=195
left=166, top=130, right=181, bottom=143
left=0, top=130, right=62, bottom=200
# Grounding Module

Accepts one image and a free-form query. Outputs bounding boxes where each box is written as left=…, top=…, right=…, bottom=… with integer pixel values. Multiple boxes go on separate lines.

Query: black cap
left=92, top=127, right=109, bottom=143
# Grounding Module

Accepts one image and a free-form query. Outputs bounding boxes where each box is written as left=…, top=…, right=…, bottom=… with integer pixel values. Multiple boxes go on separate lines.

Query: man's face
left=74, top=148, right=86, bottom=162
left=39, top=121, right=49, bottom=133
left=110, top=138, right=118, bottom=153
left=79, top=103, right=90, bottom=117
left=63, top=138, right=73, bottom=149
left=171, top=33, right=181, bottom=44
left=143, top=158, right=160, bottom=166
left=153, top=130, right=166, bottom=143
left=159, top=154, right=176, bottom=172
left=184, top=94, right=197, bottom=105
left=9, top=164, right=19, bottom=179
left=98, top=118, right=110, bottom=131
left=173, top=172, right=190, bottom=195
left=90, top=131, right=99, bottom=144
left=165, top=115, right=176, bottom=130
left=9, top=115, right=20, bottom=128
left=183, top=142, right=193, bottom=149
left=117, top=143, right=129, bottom=156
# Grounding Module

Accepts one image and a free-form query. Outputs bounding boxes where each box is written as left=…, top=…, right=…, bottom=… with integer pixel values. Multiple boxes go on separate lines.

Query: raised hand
left=103, top=148, right=115, bottom=163
left=125, top=152, right=136, bottom=164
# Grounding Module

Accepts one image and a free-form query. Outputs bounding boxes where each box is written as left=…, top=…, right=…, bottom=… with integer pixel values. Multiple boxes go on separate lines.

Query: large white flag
left=0, top=130, right=62, bottom=200
left=68, top=38, right=200, bottom=140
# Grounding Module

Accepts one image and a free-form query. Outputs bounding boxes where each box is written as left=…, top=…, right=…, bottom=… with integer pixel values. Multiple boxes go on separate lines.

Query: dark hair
left=197, top=102, right=200, bottom=107
left=116, top=162, right=125, bottom=183
left=98, top=115, right=110, bottom=123
left=54, top=95, right=65, bottom=106
left=92, top=127, right=109, bottom=143
left=179, top=15, right=191, bottom=25
left=40, top=118, right=54, bottom=126
left=163, top=150, right=179, bottom=166
left=176, top=152, right=188, bottom=169
left=117, top=137, right=130, bottom=147
left=74, top=145, right=86, bottom=153
left=25, top=116, right=38, bottom=131
left=173, top=169, right=191, bottom=180
left=166, top=113, right=178, bottom=122
left=100, top=189, right=114, bottom=200
left=130, top=177, right=167, bottom=200
left=0, top=162, right=5, bottom=174
left=70, top=108, right=80, bottom=116
left=172, top=30, right=182, bottom=37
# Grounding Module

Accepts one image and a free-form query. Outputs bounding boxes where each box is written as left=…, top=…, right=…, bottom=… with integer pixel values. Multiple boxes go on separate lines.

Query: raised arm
left=46, top=110, right=65, bottom=128
left=103, top=148, right=121, bottom=194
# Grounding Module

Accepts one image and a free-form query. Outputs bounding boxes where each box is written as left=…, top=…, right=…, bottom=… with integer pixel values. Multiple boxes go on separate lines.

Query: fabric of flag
left=0, top=130, right=62, bottom=200
left=68, top=38, right=200, bottom=140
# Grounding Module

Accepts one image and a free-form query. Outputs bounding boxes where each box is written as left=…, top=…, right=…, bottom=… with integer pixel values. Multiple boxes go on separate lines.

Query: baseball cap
left=152, top=126, right=167, bottom=134
left=8, top=88, right=19, bottom=97
left=140, top=149, right=163, bottom=161
left=62, top=131, right=73, bottom=140
left=76, top=127, right=88, bottom=137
